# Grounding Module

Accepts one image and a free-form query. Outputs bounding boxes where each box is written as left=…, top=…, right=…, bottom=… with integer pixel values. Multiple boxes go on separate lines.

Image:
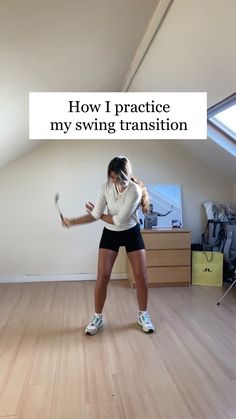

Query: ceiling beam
left=121, top=0, right=173, bottom=92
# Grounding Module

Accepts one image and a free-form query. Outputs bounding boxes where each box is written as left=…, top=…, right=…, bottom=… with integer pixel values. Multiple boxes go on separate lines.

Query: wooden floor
left=0, top=280, right=235, bottom=419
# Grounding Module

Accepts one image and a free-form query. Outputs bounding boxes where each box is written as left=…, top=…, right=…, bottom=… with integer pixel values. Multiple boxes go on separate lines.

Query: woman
left=63, top=156, right=155, bottom=335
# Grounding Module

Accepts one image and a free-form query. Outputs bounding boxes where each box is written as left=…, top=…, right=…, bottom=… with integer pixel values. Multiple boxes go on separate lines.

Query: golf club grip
left=60, top=212, right=64, bottom=221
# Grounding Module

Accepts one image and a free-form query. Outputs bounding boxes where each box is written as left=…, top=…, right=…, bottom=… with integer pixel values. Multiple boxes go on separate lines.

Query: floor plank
left=0, top=280, right=235, bottom=418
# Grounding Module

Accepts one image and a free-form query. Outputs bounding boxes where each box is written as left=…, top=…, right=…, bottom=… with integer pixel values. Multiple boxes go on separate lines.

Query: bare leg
left=95, top=248, right=118, bottom=313
left=127, top=249, right=148, bottom=311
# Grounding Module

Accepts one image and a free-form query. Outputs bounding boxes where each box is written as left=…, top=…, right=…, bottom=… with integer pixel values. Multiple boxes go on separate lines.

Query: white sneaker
left=85, top=314, right=104, bottom=335
left=138, top=312, right=155, bottom=333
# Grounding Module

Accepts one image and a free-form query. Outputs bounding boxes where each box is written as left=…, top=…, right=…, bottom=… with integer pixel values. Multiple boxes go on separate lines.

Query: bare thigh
left=97, top=248, right=118, bottom=284
left=127, top=249, right=148, bottom=284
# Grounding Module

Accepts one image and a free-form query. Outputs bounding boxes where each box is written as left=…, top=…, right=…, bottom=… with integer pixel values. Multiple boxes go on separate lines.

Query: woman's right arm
left=62, top=183, right=107, bottom=228
left=62, top=212, right=96, bottom=228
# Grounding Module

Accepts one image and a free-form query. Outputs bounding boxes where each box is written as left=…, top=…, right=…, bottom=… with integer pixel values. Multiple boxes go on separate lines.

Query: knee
left=97, top=271, right=111, bottom=284
left=134, top=273, right=148, bottom=287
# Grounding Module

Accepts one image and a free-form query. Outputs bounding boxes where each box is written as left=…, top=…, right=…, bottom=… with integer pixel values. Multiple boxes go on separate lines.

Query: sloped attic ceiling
left=0, top=0, right=160, bottom=168
left=1, top=0, right=236, bottom=182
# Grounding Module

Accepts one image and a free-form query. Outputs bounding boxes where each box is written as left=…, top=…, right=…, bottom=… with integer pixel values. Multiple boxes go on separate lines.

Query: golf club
left=54, top=193, right=64, bottom=221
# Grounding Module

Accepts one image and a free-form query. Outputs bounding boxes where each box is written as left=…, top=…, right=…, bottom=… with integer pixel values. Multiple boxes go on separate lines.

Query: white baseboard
left=0, top=273, right=127, bottom=284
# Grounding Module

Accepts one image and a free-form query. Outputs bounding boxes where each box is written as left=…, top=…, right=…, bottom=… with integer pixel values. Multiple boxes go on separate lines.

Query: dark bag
left=191, top=243, right=203, bottom=251
left=201, top=220, right=225, bottom=252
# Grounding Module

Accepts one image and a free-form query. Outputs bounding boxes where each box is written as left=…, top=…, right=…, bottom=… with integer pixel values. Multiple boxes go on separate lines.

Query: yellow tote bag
left=192, top=251, right=223, bottom=286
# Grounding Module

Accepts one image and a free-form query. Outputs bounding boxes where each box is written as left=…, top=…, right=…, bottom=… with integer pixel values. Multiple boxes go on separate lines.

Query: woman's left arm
left=86, top=202, right=114, bottom=224
left=110, top=186, right=142, bottom=226
left=101, top=214, right=114, bottom=224
left=86, top=184, right=142, bottom=226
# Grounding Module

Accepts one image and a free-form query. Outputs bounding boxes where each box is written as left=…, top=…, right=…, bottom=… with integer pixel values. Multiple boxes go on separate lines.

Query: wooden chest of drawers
left=127, top=229, right=191, bottom=287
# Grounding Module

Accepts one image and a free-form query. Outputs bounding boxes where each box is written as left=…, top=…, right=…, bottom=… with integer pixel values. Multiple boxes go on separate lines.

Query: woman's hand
left=62, top=217, right=72, bottom=228
left=85, top=202, right=94, bottom=213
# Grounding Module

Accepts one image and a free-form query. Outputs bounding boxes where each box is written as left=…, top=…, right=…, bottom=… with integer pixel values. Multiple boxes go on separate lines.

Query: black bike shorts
left=99, top=224, right=145, bottom=253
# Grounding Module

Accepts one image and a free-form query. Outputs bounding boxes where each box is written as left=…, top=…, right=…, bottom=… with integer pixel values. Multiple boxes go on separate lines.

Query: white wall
left=0, top=141, right=233, bottom=280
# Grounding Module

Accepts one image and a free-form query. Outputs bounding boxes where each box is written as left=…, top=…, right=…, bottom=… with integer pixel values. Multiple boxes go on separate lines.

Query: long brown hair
left=107, top=156, right=149, bottom=213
